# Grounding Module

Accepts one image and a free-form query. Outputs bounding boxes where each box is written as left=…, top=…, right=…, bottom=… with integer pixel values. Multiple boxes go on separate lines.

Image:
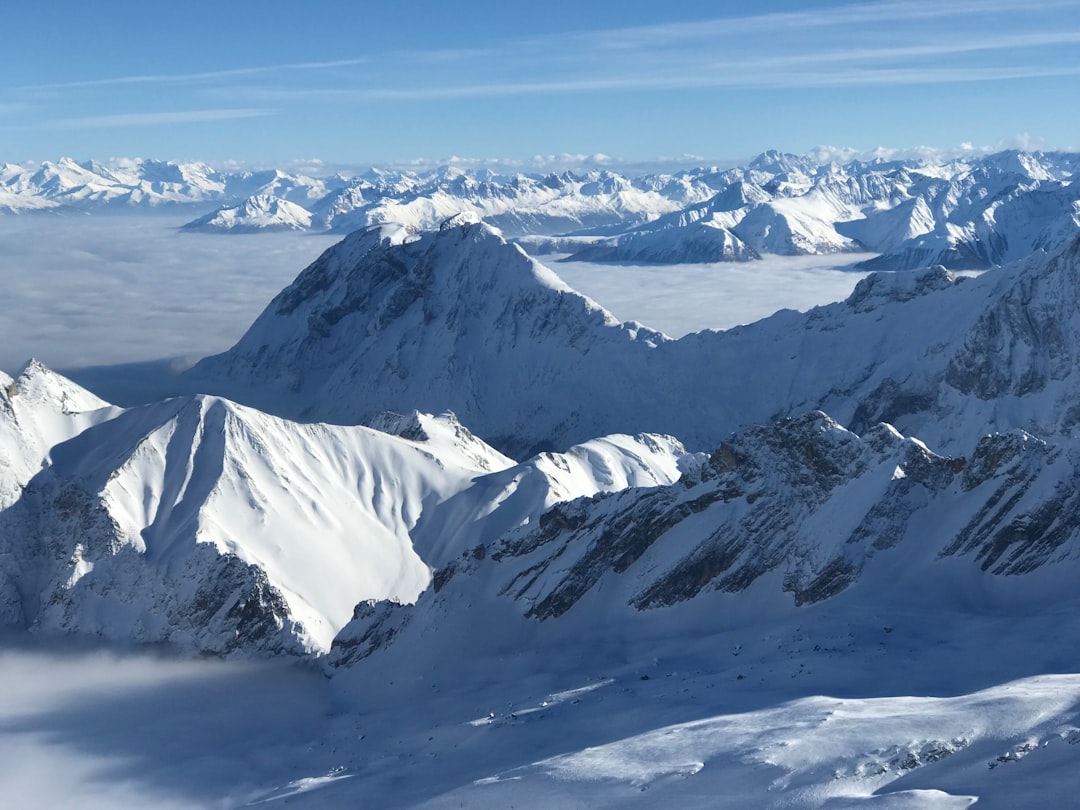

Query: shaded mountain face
left=189, top=213, right=1080, bottom=462
left=330, top=410, right=1080, bottom=668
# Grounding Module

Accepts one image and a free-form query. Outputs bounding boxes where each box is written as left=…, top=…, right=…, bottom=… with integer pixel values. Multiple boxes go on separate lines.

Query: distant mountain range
left=4, top=149, right=1078, bottom=271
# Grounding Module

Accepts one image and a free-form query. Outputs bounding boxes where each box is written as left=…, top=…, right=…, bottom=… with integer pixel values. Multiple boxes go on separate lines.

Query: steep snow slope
left=332, top=411, right=1080, bottom=663
left=17, top=395, right=505, bottom=654
left=0, top=361, right=120, bottom=625
left=182, top=194, right=314, bottom=233
left=0, top=360, right=118, bottom=506
left=567, top=219, right=760, bottom=264
left=410, top=432, right=695, bottom=569
left=308, top=411, right=1080, bottom=807
left=1, top=365, right=690, bottom=655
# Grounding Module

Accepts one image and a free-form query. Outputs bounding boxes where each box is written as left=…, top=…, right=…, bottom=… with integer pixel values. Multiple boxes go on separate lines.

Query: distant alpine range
left=4, top=149, right=1079, bottom=271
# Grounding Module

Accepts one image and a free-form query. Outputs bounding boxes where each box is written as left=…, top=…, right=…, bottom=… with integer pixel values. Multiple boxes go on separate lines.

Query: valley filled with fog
left=0, top=215, right=874, bottom=375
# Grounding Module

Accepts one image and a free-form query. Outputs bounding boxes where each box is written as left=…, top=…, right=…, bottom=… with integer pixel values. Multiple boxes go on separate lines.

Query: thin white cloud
left=58, top=108, right=274, bottom=128
left=581, top=0, right=1080, bottom=48
left=268, top=59, right=1080, bottom=103
left=17, top=0, right=1080, bottom=108
left=22, top=57, right=369, bottom=91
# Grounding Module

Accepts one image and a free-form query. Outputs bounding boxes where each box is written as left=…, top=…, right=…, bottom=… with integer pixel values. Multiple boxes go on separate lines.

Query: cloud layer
left=0, top=215, right=892, bottom=379
left=0, top=216, right=340, bottom=373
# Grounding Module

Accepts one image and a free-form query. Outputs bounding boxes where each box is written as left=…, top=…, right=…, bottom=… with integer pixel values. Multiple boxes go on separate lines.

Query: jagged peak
left=9, top=359, right=111, bottom=413
left=367, top=410, right=516, bottom=472
left=845, top=265, right=960, bottom=313
left=439, top=210, right=488, bottom=231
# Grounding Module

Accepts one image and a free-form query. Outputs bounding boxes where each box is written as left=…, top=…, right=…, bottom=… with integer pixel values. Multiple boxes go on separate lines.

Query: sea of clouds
left=0, top=215, right=875, bottom=377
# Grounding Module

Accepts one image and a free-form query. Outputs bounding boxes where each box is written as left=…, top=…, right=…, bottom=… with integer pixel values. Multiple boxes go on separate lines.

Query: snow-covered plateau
left=1, top=149, right=1080, bottom=807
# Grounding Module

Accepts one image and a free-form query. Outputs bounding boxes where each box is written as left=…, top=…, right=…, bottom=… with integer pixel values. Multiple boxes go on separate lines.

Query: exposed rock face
left=331, top=412, right=1080, bottom=666
left=945, top=239, right=1080, bottom=400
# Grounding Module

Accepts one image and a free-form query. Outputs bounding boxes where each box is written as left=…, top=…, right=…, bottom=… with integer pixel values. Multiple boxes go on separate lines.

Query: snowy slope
left=0, top=158, right=334, bottom=214
left=301, top=412, right=1080, bottom=808
left=410, top=431, right=695, bottom=569
left=0, top=364, right=693, bottom=656
left=0, top=360, right=117, bottom=507
left=332, top=411, right=1080, bottom=664
left=312, top=168, right=717, bottom=237
left=16, top=394, right=503, bottom=654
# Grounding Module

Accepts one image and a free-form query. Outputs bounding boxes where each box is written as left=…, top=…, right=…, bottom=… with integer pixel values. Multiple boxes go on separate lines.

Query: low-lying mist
left=0, top=644, right=329, bottom=809
left=0, top=216, right=882, bottom=376
left=0, top=215, right=340, bottom=374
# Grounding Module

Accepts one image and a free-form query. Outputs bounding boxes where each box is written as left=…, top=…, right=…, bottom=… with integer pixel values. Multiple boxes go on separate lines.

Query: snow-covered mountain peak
left=439, top=210, right=487, bottom=231
left=188, top=219, right=673, bottom=454
left=182, top=193, right=314, bottom=233
left=9, top=358, right=111, bottom=414
left=12, top=390, right=551, bottom=655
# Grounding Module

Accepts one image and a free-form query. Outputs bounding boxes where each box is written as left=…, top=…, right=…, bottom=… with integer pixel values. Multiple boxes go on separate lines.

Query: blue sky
left=3, top=0, right=1079, bottom=167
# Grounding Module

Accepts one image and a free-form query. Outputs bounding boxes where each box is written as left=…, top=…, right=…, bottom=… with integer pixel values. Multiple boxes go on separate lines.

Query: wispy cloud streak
left=18, top=0, right=1080, bottom=105
left=22, top=58, right=369, bottom=91
left=57, top=109, right=274, bottom=128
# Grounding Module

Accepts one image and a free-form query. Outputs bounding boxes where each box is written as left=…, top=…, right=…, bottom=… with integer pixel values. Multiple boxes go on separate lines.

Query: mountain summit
left=190, top=218, right=667, bottom=455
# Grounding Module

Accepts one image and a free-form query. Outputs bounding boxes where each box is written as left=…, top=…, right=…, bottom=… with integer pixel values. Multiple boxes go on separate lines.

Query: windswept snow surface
left=3, top=592, right=1080, bottom=809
